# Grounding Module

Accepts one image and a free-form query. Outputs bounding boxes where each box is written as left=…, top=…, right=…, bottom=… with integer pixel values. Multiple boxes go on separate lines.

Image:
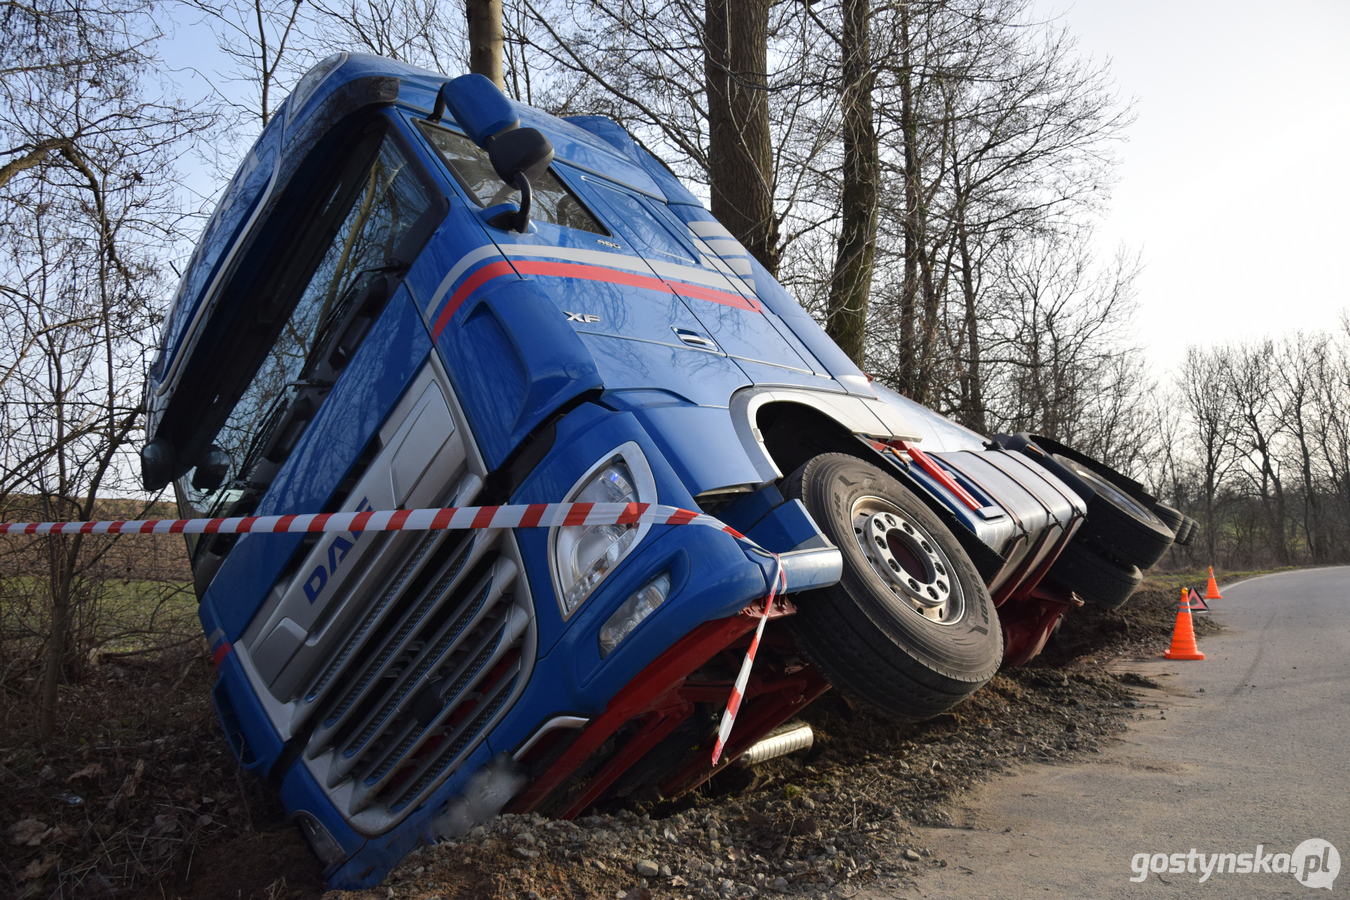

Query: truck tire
left=1052, top=454, right=1174, bottom=569
left=783, top=454, right=1002, bottom=722
left=1048, top=539, right=1143, bottom=609
left=1176, top=516, right=1199, bottom=547
left=1151, top=502, right=1185, bottom=535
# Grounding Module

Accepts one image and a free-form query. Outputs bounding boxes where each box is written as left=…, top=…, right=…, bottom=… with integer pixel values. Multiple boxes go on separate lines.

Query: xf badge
left=564, top=311, right=601, bottom=324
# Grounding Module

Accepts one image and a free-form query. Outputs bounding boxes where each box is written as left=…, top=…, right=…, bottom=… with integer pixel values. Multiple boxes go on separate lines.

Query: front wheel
left=784, top=454, right=1002, bottom=722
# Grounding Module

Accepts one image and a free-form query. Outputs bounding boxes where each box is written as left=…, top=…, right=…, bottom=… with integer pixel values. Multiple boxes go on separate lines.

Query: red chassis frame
left=509, top=597, right=829, bottom=818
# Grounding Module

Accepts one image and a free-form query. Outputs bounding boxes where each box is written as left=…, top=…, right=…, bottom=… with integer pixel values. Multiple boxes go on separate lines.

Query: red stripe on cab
left=212, top=641, right=232, bottom=667
left=431, top=260, right=518, bottom=338
left=513, top=260, right=761, bottom=313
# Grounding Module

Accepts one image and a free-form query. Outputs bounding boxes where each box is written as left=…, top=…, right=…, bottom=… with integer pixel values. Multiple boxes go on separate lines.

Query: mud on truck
left=140, top=54, right=1195, bottom=888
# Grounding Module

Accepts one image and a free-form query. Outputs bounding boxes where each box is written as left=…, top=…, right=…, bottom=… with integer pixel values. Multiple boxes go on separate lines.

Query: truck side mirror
left=191, top=446, right=232, bottom=492
left=487, top=126, right=554, bottom=184
left=426, top=74, right=518, bottom=144
left=486, top=127, right=555, bottom=233
left=141, top=437, right=175, bottom=492
left=426, top=74, right=554, bottom=233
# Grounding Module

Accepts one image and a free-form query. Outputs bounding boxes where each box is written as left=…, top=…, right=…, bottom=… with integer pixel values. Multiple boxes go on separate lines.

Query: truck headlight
left=550, top=443, right=655, bottom=618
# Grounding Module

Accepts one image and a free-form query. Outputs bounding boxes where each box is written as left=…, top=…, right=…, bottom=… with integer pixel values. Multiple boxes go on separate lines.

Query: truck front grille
left=294, top=529, right=535, bottom=833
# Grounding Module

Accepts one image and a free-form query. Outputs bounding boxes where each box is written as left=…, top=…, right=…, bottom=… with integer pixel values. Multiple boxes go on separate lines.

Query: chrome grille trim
left=391, top=662, right=520, bottom=810
left=299, top=530, right=536, bottom=836
left=347, top=603, right=530, bottom=814
left=335, top=578, right=500, bottom=768
left=305, top=529, right=449, bottom=703
left=306, top=552, right=513, bottom=764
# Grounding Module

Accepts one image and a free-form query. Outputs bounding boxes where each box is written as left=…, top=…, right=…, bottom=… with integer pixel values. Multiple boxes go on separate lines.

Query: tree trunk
left=705, top=0, right=778, bottom=276
left=37, top=536, right=74, bottom=739
left=823, top=0, right=878, bottom=367
left=897, top=3, right=919, bottom=397
left=955, top=211, right=986, bottom=433
left=466, top=0, right=504, bottom=89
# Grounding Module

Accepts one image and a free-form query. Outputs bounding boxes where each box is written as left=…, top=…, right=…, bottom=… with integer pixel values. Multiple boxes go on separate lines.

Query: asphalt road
left=860, top=566, right=1350, bottom=900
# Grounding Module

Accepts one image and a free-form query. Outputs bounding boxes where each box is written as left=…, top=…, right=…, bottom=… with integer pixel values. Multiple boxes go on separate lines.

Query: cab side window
left=416, top=121, right=607, bottom=235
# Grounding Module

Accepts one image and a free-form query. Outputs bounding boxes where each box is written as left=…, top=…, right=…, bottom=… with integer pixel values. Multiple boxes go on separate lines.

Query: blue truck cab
left=143, top=55, right=1115, bottom=887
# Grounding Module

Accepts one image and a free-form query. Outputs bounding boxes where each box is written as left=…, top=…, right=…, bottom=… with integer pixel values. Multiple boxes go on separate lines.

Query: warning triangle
left=1187, top=588, right=1210, bottom=613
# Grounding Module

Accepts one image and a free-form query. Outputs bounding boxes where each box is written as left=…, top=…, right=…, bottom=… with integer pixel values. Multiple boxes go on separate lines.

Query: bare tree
left=1176, top=346, right=1241, bottom=564
left=1, top=0, right=205, bottom=736
left=182, top=0, right=311, bottom=129
left=975, top=235, right=1142, bottom=448
left=822, top=0, right=879, bottom=365
left=466, top=0, right=505, bottom=87
left=864, top=1, right=1132, bottom=413
left=1221, top=341, right=1290, bottom=565
left=307, top=0, right=467, bottom=73
left=1275, top=333, right=1331, bottom=562
left=704, top=0, right=779, bottom=274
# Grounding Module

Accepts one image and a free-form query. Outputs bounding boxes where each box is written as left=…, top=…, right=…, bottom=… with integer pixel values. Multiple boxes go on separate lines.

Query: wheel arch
left=728, top=389, right=1007, bottom=584
left=728, top=387, right=910, bottom=485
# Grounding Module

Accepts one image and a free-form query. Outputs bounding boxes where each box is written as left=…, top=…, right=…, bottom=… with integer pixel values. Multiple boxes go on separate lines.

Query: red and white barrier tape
left=0, top=502, right=737, bottom=538
left=711, top=556, right=785, bottom=767
left=0, top=499, right=786, bottom=766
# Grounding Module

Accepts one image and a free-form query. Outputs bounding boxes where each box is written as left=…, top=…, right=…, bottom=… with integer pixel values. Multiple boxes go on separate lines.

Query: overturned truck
left=141, top=55, right=1193, bottom=888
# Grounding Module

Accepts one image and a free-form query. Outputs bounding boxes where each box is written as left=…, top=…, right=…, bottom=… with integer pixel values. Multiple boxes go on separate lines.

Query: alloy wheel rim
left=851, top=496, right=965, bottom=625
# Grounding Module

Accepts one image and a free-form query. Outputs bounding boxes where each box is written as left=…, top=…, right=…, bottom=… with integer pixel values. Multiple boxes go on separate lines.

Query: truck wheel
left=1151, top=502, right=1185, bottom=535
left=1048, top=539, right=1143, bottom=609
left=1176, top=516, right=1199, bottom=546
left=1052, top=454, right=1174, bottom=569
left=783, top=454, right=1002, bottom=722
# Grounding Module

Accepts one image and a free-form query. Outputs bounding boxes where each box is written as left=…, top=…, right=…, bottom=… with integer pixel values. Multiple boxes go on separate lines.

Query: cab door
left=575, top=177, right=831, bottom=388
left=411, top=117, right=715, bottom=356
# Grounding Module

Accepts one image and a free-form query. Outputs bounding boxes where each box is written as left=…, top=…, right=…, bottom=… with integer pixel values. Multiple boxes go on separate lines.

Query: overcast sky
left=1030, top=0, right=1350, bottom=376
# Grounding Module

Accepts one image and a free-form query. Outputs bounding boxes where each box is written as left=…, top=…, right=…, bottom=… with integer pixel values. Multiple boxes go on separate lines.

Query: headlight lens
left=599, top=572, right=671, bottom=657
left=553, top=456, right=642, bottom=616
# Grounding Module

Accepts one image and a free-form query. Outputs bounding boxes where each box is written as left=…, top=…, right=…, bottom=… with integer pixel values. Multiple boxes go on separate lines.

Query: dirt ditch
left=0, top=584, right=1220, bottom=899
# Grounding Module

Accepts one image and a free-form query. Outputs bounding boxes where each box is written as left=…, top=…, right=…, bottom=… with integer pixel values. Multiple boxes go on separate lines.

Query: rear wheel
left=783, top=454, right=1002, bottom=722
left=1049, top=539, right=1143, bottom=609
left=1053, top=454, right=1174, bottom=569
left=1151, top=502, right=1185, bottom=535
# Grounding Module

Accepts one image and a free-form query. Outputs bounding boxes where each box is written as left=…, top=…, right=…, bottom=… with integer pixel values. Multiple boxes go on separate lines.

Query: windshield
left=181, top=136, right=434, bottom=518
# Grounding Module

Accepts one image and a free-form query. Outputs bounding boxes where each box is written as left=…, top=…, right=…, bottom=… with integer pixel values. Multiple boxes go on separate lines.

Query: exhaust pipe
left=737, top=723, right=814, bottom=766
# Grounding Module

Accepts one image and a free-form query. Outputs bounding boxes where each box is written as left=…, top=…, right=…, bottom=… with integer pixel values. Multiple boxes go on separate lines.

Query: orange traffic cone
left=1204, top=566, right=1223, bottom=600
left=1164, top=588, right=1205, bottom=661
